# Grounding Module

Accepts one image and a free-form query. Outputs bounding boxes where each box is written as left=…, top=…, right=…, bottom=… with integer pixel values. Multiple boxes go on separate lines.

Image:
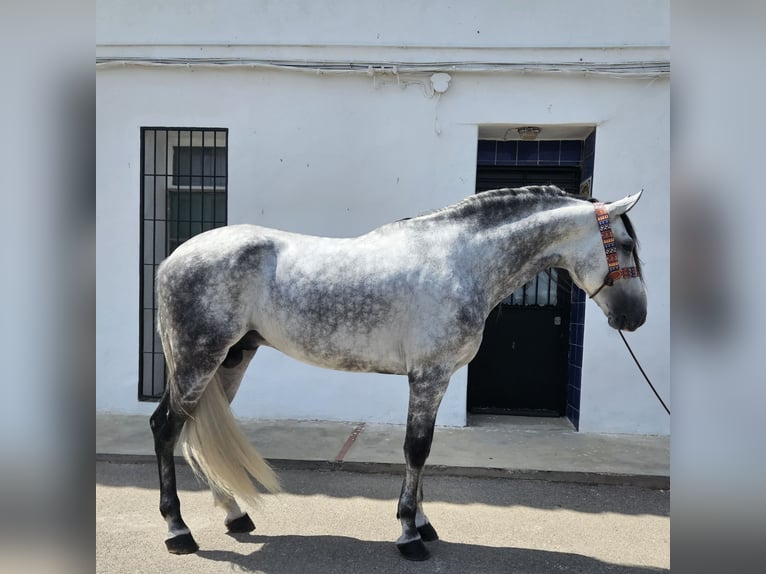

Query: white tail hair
left=157, top=309, right=280, bottom=507
left=179, top=371, right=281, bottom=507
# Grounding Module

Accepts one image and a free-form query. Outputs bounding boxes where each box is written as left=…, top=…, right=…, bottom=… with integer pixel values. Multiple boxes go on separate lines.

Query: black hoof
left=165, top=532, right=199, bottom=554
left=418, top=522, right=439, bottom=542
left=397, top=539, right=430, bottom=561
left=226, top=513, right=256, bottom=533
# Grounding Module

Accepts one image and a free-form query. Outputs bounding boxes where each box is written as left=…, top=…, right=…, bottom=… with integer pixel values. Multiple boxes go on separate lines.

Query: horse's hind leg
left=150, top=340, right=229, bottom=553
left=150, top=392, right=198, bottom=554
left=212, top=485, right=256, bottom=533
left=211, top=346, right=259, bottom=534
left=396, top=369, right=449, bottom=561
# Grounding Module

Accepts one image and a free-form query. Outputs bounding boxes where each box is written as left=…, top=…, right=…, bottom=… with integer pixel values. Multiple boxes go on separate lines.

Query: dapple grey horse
left=150, top=185, right=646, bottom=560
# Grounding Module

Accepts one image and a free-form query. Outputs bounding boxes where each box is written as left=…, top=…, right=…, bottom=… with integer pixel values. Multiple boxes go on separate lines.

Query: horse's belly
left=264, top=332, right=407, bottom=375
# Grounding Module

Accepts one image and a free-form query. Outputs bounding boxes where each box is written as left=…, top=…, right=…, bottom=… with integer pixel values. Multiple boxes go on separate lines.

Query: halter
left=588, top=202, right=640, bottom=299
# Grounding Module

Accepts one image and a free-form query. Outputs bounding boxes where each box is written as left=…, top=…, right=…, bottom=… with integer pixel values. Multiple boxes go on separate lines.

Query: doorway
left=467, top=165, right=582, bottom=417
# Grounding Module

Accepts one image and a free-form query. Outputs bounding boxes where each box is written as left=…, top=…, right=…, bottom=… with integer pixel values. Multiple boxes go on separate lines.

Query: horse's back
left=161, top=224, right=277, bottom=263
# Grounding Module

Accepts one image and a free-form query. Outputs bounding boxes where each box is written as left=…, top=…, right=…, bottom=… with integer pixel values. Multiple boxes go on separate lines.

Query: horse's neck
left=469, top=203, right=586, bottom=308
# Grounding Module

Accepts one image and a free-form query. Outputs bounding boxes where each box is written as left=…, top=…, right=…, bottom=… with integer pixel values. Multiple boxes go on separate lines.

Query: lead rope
left=618, top=330, right=670, bottom=415
left=591, top=201, right=668, bottom=415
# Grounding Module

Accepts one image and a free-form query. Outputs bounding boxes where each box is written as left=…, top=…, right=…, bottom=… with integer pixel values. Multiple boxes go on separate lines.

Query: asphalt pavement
left=96, top=460, right=669, bottom=574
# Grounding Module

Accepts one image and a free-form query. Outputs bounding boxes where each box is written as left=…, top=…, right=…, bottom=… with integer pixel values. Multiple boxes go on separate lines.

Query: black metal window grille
left=139, top=127, right=228, bottom=400
left=172, top=146, right=227, bottom=187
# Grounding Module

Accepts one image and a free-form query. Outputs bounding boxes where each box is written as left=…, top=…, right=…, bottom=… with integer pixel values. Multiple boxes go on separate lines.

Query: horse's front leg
left=396, top=371, right=449, bottom=561
left=416, top=479, right=439, bottom=541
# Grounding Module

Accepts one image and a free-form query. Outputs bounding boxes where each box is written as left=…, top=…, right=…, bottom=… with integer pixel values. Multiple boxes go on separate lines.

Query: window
left=139, top=127, right=228, bottom=400
left=172, top=146, right=227, bottom=187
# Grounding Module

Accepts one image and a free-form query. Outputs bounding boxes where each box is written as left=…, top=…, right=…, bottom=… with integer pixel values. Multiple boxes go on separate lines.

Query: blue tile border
left=477, top=139, right=584, bottom=167
left=566, top=285, right=587, bottom=430
left=581, top=131, right=596, bottom=185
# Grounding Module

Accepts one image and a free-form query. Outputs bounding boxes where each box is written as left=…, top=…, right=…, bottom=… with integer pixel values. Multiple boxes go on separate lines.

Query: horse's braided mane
left=410, top=185, right=583, bottom=222
left=397, top=185, right=642, bottom=277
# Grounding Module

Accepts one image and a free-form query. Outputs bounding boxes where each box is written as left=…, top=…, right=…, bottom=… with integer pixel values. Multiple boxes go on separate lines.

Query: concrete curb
left=96, top=452, right=669, bottom=490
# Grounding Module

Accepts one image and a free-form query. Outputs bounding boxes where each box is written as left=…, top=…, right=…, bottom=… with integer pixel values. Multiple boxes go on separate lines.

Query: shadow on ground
left=97, top=461, right=668, bottom=517
left=196, top=533, right=668, bottom=574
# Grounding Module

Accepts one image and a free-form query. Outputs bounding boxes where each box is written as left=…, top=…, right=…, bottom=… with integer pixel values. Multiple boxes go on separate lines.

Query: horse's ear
left=608, top=190, right=642, bottom=216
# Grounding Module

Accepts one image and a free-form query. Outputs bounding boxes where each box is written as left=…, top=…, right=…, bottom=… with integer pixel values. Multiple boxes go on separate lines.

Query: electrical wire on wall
left=95, top=57, right=669, bottom=79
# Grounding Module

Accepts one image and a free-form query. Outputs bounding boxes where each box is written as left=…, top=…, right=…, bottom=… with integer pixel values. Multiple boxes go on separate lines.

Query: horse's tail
left=178, top=372, right=281, bottom=508
left=156, top=303, right=280, bottom=507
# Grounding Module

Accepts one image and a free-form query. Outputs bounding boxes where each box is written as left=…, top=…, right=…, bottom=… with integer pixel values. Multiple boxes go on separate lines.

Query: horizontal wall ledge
left=96, top=57, right=669, bottom=78
left=96, top=43, right=668, bottom=78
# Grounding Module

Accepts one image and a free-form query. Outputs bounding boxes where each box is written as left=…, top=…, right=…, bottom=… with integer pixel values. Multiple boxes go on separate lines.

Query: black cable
left=618, top=330, right=670, bottom=415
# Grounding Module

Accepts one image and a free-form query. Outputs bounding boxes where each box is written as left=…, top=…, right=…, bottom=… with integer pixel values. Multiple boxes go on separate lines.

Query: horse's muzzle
left=608, top=310, right=646, bottom=332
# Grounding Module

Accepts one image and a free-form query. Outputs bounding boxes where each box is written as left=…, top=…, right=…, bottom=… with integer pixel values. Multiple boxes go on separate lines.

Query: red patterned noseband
left=589, top=202, right=640, bottom=298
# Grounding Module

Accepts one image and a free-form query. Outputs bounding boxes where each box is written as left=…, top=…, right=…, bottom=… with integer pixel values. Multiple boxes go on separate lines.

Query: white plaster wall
left=97, top=0, right=669, bottom=433
left=97, top=0, right=669, bottom=48
left=578, top=82, right=670, bottom=435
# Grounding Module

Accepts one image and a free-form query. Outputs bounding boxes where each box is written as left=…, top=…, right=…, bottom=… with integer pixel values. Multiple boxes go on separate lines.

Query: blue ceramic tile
left=570, top=344, right=579, bottom=365
left=581, top=162, right=593, bottom=183
left=573, top=326, right=583, bottom=347
left=570, top=408, right=580, bottom=430
left=584, top=131, right=596, bottom=158
left=561, top=140, right=582, bottom=163
left=569, top=302, right=579, bottom=322
left=571, top=372, right=582, bottom=394
left=477, top=140, right=496, bottom=165
left=496, top=140, right=518, bottom=165
left=539, top=140, right=560, bottom=164
left=517, top=140, right=539, bottom=164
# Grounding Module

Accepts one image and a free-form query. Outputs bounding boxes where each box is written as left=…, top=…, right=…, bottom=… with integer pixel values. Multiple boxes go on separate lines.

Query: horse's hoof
left=397, top=539, right=430, bottom=561
left=226, top=513, right=256, bottom=533
left=418, top=522, right=439, bottom=542
left=165, top=532, right=199, bottom=554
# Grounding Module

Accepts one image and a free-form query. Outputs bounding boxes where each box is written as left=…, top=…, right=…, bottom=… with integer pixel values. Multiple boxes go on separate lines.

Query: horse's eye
left=622, top=238, right=635, bottom=252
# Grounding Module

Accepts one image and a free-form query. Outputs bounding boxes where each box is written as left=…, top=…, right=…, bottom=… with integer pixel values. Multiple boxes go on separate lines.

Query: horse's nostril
left=621, top=312, right=646, bottom=332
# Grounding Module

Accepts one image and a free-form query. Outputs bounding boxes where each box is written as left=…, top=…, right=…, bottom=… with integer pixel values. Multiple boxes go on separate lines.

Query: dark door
left=467, top=166, right=581, bottom=416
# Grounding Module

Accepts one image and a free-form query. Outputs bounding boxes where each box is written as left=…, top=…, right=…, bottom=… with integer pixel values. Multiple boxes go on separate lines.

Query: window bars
left=139, top=127, right=228, bottom=400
